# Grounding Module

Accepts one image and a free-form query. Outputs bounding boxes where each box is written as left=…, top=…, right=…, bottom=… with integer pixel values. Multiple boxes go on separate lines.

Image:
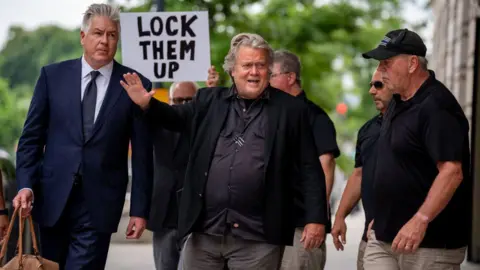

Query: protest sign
left=120, top=11, right=210, bottom=82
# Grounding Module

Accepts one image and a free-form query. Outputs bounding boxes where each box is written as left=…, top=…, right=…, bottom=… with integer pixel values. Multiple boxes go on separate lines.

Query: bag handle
left=0, top=206, right=19, bottom=262
left=22, top=214, right=39, bottom=255
left=0, top=207, right=41, bottom=267
left=17, top=208, right=41, bottom=267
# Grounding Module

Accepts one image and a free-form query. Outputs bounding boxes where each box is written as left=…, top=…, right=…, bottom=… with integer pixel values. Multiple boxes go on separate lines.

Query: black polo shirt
left=293, top=92, right=340, bottom=231
left=373, top=71, right=471, bottom=248
left=354, top=114, right=382, bottom=241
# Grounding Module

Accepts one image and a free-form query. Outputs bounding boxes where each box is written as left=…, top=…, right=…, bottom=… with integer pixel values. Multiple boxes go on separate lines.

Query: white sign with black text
left=120, top=11, right=210, bottom=82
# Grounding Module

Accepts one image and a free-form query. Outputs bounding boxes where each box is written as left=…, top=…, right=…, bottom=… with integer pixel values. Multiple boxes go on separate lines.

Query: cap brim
left=362, top=46, right=399, bottom=60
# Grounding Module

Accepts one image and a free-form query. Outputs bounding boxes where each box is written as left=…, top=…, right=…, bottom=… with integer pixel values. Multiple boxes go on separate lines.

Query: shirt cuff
left=19, top=188, right=34, bottom=202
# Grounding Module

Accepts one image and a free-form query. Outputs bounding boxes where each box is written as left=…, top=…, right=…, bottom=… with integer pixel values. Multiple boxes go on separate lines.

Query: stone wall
left=430, top=0, right=477, bottom=127
left=431, top=0, right=480, bottom=263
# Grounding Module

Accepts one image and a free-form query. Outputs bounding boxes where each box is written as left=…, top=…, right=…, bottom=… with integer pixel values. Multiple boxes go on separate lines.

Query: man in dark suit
left=121, top=33, right=328, bottom=270
left=13, top=4, right=153, bottom=269
left=147, top=81, right=198, bottom=270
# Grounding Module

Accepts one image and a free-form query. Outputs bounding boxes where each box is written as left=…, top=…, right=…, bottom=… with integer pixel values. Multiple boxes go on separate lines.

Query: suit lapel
left=66, top=58, right=83, bottom=143
left=265, top=91, right=280, bottom=168
left=85, top=61, right=123, bottom=144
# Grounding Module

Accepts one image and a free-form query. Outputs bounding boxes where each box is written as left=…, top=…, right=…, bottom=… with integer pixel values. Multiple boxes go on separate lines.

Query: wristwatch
left=0, top=209, right=8, bottom=216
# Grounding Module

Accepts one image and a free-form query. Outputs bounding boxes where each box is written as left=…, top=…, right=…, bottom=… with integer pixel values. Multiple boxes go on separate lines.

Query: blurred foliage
left=0, top=0, right=425, bottom=174
left=0, top=78, right=30, bottom=152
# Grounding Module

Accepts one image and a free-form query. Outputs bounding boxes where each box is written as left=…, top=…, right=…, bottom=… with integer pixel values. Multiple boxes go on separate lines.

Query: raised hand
left=120, top=72, right=155, bottom=110
left=206, top=66, right=220, bottom=87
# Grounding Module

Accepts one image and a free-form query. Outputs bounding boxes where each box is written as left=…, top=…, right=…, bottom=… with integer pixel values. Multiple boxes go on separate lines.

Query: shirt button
left=198, top=193, right=203, bottom=197
left=204, top=172, right=208, bottom=176
left=233, top=223, right=239, bottom=228
left=242, top=108, right=246, bottom=112
left=229, top=166, right=233, bottom=170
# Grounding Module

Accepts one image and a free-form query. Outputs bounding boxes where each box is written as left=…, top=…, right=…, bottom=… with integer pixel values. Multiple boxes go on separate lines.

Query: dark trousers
left=39, top=183, right=112, bottom=270
left=180, top=232, right=284, bottom=270
left=153, top=229, right=180, bottom=270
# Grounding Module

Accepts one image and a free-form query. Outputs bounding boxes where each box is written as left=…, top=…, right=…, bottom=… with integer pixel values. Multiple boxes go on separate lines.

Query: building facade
left=431, top=0, right=480, bottom=263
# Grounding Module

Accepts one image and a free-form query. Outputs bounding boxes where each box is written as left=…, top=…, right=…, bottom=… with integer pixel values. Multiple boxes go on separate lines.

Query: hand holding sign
left=120, top=72, right=155, bottom=110
left=206, top=66, right=219, bottom=87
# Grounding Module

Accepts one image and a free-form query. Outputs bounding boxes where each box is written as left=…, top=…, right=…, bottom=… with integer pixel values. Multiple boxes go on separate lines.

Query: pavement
left=106, top=200, right=480, bottom=269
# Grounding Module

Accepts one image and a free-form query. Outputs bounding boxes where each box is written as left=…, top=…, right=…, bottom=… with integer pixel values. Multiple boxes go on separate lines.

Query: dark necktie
left=82, top=70, right=100, bottom=141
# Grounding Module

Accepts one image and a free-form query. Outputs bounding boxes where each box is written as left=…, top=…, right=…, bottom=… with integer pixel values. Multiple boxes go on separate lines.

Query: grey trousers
left=153, top=229, right=180, bottom=270
left=357, top=240, right=367, bottom=270
left=180, top=232, right=284, bottom=270
left=363, top=231, right=466, bottom=270
left=280, top=227, right=327, bottom=270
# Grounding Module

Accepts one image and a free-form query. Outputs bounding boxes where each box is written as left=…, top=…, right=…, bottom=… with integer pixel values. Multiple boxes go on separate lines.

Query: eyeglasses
left=270, top=72, right=290, bottom=78
left=369, top=81, right=384, bottom=90
left=172, top=97, right=193, bottom=105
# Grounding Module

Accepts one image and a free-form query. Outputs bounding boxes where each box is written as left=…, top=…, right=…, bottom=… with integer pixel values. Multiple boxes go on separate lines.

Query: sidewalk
left=107, top=200, right=480, bottom=269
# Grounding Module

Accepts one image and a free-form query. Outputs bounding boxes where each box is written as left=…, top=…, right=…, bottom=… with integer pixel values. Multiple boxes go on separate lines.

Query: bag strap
left=25, top=215, right=39, bottom=255
left=0, top=206, right=19, bottom=262
left=18, top=208, right=23, bottom=266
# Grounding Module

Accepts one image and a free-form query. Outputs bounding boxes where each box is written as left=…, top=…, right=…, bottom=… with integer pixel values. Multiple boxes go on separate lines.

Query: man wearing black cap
left=361, top=29, right=472, bottom=269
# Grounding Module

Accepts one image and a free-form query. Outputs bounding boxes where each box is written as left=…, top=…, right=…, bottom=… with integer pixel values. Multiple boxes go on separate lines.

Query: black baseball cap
left=362, top=29, right=427, bottom=60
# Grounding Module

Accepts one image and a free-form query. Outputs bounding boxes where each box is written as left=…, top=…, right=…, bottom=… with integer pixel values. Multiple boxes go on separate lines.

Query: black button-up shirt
left=201, top=89, right=269, bottom=241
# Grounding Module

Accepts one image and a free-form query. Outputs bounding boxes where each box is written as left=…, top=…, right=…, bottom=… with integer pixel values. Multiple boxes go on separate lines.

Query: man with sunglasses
left=270, top=49, right=340, bottom=270
left=331, top=70, right=392, bottom=270
left=361, top=29, right=471, bottom=269
left=147, top=67, right=219, bottom=270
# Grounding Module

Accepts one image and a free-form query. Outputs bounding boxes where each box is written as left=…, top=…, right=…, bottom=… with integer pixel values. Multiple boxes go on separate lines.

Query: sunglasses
left=369, top=81, right=384, bottom=89
left=172, top=97, right=193, bottom=104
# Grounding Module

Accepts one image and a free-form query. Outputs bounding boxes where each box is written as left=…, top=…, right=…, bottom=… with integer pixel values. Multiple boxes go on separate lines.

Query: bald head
left=169, top=81, right=198, bottom=105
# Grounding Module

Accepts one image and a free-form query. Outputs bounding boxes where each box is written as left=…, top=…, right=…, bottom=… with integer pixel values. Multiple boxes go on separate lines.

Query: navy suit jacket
left=16, top=58, right=153, bottom=233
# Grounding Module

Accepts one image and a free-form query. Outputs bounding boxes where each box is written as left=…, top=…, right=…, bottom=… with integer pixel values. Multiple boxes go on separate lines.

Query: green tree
left=0, top=26, right=81, bottom=91
left=0, top=78, right=30, bottom=152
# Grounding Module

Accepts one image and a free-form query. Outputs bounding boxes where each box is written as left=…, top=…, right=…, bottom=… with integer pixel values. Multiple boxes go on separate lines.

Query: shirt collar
left=81, top=55, right=114, bottom=80
left=296, top=90, right=306, bottom=99
left=393, top=69, right=435, bottom=104
left=225, top=84, right=271, bottom=100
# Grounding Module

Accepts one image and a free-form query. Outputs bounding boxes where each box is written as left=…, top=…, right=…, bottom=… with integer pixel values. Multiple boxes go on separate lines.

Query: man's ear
left=408, top=56, right=419, bottom=74
left=80, top=31, right=86, bottom=46
left=289, top=72, right=297, bottom=86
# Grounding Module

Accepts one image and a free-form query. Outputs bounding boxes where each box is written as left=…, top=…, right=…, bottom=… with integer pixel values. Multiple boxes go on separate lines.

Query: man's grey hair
left=222, top=33, right=274, bottom=75
left=418, top=56, right=428, bottom=71
left=169, top=81, right=200, bottom=98
left=273, top=49, right=302, bottom=86
left=81, top=3, right=121, bottom=33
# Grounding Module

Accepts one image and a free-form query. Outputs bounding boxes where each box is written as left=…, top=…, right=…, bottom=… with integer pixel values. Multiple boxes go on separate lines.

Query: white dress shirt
left=81, top=56, right=114, bottom=122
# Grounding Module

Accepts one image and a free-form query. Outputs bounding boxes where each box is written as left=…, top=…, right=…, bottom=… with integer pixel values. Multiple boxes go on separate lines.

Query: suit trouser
left=38, top=183, right=112, bottom=270
left=363, top=231, right=466, bottom=270
left=180, top=232, right=284, bottom=270
left=280, top=227, right=327, bottom=270
left=153, top=229, right=180, bottom=270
